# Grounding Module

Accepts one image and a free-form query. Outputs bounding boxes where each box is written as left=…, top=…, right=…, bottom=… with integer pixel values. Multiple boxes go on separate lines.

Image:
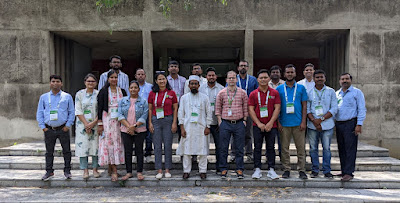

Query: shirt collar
left=49, top=90, right=62, bottom=96
left=314, top=85, right=326, bottom=91
left=284, top=81, right=297, bottom=88
left=257, top=86, right=271, bottom=93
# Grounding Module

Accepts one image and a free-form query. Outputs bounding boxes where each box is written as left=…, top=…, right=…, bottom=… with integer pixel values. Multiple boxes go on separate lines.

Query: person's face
left=129, top=82, right=140, bottom=96
left=84, top=77, right=97, bottom=90
left=339, top=74, right=352, bottom=89
left=303, top=66, right=315, bottom=78
left=192, top=65, right=202, bottom=76
left=206, top=71, right=217, bottom=84
left=50, top=78, right=63, bottom=91
left=109, top=58, right=122, bottom=70
left=189, top=80, right=200, bottom=92
left=314, top=73, right=326, bottom=86
left=155, top=74, right=167, bottom=87
left=108, top=73, right=118, bottom=86
left=237, top=62, right=249, bottom=75
left=257, top=72, right=270, bottom=86
left=270, top=69, right=281, bottom=80
left=168, top=64, right=179, bottom=74
left=226, top=72, right=237, bottom=86
left=284, top=67, right=297, bottom=81
left=135, top=69, right=146, bottom=82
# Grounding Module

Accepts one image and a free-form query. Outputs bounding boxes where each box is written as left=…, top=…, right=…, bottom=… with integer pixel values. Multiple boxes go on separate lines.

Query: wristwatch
left=133, top=124, right=137, bottom=127
left=320, top=116, right=325, bottom=121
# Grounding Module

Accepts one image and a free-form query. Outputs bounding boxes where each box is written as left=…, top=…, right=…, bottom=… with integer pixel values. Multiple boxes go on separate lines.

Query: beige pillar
left=244, top=29, right=254, bottom=75
left=143, top=30, right=154, bottom=83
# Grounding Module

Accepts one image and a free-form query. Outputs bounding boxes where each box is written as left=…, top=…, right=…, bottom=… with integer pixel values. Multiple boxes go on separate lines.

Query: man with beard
left=199, top=67, right=224, bottom=173
left=276, top=64, right=308, bottom=179
left=177, top=75, right=212, bottom=180
left=268, top=65, right=285, bottom=89
left=184, top=63, right=208, bottom=94
left=98, top=55, right=130, bottom=95
left=298, top=63, right=316, bottom=92
left=335, top=73, right=366, bottom=182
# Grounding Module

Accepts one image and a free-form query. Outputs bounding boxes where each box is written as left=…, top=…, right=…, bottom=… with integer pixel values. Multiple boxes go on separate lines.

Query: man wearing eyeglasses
left=98, top=55, right=130, bottom=95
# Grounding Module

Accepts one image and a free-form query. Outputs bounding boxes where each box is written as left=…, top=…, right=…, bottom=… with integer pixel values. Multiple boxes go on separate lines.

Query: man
left=199, top=67, right=224, bottom=173
left=177, top=75, right=212, bottom=180
left=230, top=60, right=258, bottom=162
left=248, top=69, right=281, bottom=179
left=268, top=65, right=285, bottom=89
left=297, top=63, right=315, bottom=92
left=335, top=73, right=366, bottom=182
left=98, top=55, right=130, bottom=95
left=276, top=64, right=308, bottom=179
left=184, top=63, right=208, bottom=94
left=306, top=70, right=338, bottom=178
left=166, top=60, right=186, bottom=102
left=215, top=71, right=248, bottom=179
left=36, top=75, right=75, bottom=181
left=135, top=68, right=153, bottom=162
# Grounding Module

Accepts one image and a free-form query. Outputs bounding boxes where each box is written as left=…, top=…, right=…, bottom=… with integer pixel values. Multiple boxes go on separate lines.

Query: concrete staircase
left=1, top=138, right=400, bottom=189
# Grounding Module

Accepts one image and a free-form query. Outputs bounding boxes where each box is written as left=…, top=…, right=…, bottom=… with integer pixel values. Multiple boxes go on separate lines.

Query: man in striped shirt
left=98, top=55, right=130, bottom=95
left=215, top=71, right=248, bottom=179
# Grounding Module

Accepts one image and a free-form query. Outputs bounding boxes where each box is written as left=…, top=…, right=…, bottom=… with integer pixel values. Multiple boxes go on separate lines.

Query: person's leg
left=321, top=128, right=333, bottom=174
left=152, top=116, right=163, bottom=170
left=266, top=128, right=277, bottom=170
left=336, top=122, right=346, bottom=174
left=343, top=120, right=358, bottom=176
left=144, top=131, right=153, bottom=157
left=44, top=130, right=57, bottom=174
left=234, top=122, right=246, bottom=171
left=80, top=157, right=89, bottom=170
left=230, top=134, right=235, bottom=160
left=210, top=125, right=220, bottom=172
left=275, top=130, right=282, bottom=159
left=218, top=121, right=231, bottom=172
left=134, top=132, right=146, bottom=173
left=162, top=116, right=173, bottom=170
left=252, top=126, right=263, bottom=169
left=121, top=132, right=134, bottom=173
left=307, top=128, right=320, bottom=173
left=244, top=116, right=253, bottom=156
left=292, top=127, right=306, bottom=172
left=183, top=155, right=192, bottom=173
left=280, top=127, right=292, bottom=172
left=58, top=130, right=72, bottom=173
left=198, top=155, right=208, bottom=173
left=92, top=156, right=99, bottom=169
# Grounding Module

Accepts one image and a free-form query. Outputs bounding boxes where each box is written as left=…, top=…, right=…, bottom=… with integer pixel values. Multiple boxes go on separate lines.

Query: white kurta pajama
left=176, top=92, right=212, bottom=173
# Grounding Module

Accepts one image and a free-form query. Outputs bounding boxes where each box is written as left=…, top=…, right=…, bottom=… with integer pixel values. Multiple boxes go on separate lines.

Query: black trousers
left=253, top=126, right=277, bottom=169
left=44, top=129, right=71, bottom=173
left=121, top=132, right=146, bottom=173
left=336, top=118, right=358, bottom=176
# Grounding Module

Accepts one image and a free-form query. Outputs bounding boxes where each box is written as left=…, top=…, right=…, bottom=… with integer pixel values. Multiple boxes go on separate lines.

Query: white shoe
left=156, top=173, right=163, bottom=179
left=165, top=172, right=172, bottom=178
left=252, top=168, right=262, bottom=179
left=145, top=156, right=154, bottom=163
left=267, top=168, right=279, bottom=180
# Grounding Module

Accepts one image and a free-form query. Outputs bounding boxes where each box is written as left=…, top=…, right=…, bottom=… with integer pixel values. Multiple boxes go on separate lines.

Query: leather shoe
left=341, top=174, right=353, bottom=182
left=200, top=173, right=207, bottom=180
left=183, top=173, right=190, bottom=180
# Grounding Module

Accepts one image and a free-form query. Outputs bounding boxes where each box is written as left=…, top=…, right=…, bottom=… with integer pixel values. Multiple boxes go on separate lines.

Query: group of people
left=36, top=55, right=366, bottom=183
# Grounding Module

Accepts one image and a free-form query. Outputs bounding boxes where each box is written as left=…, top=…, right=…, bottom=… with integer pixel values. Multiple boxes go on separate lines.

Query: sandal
left=111, top=173, right=118, bottom=182
left=137, top=173, right=144, bottom=181
left=121, top=173, right=133, bottom=181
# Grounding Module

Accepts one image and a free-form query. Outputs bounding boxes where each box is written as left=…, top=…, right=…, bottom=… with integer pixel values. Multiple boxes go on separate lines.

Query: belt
left=222, top=118, right=244, bottom=124
left=336, top=117, right=357, bottom=123
left=45, top=124, right=66, bottom=131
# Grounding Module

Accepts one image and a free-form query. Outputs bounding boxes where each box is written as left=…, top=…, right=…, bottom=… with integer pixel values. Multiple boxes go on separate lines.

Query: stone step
left=1, top=155, right=399, bottom=171
left=0, top=141, right=389, bottom=157
left=1, top=169, right=399, bottom=189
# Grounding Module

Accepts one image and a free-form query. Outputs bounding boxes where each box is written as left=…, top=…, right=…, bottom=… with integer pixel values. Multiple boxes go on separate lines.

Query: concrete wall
left=0, top=0, right=399, bottom=157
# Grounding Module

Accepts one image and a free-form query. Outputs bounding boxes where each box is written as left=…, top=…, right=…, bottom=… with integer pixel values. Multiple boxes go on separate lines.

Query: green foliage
left=96, top=0, right=121, bottom=13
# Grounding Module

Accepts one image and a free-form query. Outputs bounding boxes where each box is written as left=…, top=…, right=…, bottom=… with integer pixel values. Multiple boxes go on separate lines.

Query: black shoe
left=64, top=172, right=72, bottom=179
left=221, top=170, right=228, bottom=179
left=282, top=171, right=290, bottom=179
left=299, top=171, right=308, bottom=179
left=236, top=170, right=244, bottom=179
left=324, top=172, right=333, bottom=178
left=41, top=172, right=54, bottom=181
left=200, top=173, right=207, bottom=180
left=310, top=171, right=319, bottom=178
left=183, top=173, right=190, bottom=180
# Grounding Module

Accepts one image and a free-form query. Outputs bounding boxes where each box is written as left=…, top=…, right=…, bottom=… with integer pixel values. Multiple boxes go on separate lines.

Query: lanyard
left=237, top=74, right=249, bottom=92
left=257, top=91, right=270, bottom=107
left=108, top=87, right=120, bottom=105
left=155, top=91, right=168, bottom=108
left=313, top=87, right=325, bottom=105
left=48, top=92, right=62, bottom=109
left=283, top=83, right=297, bottom=103
left=227, top=88, right=237, bottom=106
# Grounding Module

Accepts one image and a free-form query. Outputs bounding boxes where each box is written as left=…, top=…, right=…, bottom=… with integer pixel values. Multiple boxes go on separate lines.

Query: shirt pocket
left=58, top=98, right=69, bottom=110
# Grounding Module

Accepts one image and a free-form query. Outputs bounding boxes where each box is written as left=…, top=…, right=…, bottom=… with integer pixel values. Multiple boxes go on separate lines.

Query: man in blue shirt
left=335, top=73, right=367, bottom=182
left=276, top=64, right=308, bottom=179
left=306, top=70, right=338, bottom=178
left=36, top=75, right=75, bottom=181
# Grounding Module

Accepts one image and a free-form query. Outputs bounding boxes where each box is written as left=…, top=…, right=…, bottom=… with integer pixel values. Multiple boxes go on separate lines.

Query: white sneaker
left=145, top=156, right=154, bottom=163
left=267, top=168, right=279, bottom=180
left=165, top=172, right=172, bottom=178
left=156, top=173, right=163, bottom=179
left=252, top=168, right=262, bottom=179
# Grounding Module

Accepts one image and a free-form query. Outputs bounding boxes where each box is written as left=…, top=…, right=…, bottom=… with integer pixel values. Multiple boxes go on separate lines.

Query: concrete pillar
left=143, top=30, right=154, bottom=83
left=244, top=29, right=254, bottom=75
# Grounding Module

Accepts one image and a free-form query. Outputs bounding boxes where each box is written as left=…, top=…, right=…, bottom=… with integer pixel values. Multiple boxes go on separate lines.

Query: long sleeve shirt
left=215, top=87, right=248, bottom=121
left=335, top=85, right=367, bottom=126
left=307, top=85, right=338, bottom=130
left=98, top=69, right=130, bottom=96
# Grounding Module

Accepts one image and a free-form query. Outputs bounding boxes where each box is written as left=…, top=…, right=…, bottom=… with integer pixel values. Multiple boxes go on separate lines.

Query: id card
left=315, top=105, right=324, bottom=117
left=210, top=102, right=215, bottom=112
left=228, top=109, right=232, bottom=116
left=84, top=109, right=92, bottom=121
left=50, top=110, right=58, bottom=121
left=110, top=108, right=118, bottom=119
left=286, top=103, right=295, bottom=114
left=260, top=106, right=268, bottom=118
left=156, top=108, right=165, bottom=119
left=338, top=98, right=343, bottom=107
left=190, top=107, right=199, bottom=123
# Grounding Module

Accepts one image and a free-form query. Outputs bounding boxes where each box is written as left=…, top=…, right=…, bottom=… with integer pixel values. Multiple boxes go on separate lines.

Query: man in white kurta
left=177, top=75, right=212, bottom=179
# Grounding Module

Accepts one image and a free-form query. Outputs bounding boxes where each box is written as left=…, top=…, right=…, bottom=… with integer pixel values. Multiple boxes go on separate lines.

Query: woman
left=75, top=73, right=100, bottom=179
left=118, top=80, right=149, bottom=181
left=97, top=70, right=127, bottom=182
left=148, top=73, right=178, bottom=179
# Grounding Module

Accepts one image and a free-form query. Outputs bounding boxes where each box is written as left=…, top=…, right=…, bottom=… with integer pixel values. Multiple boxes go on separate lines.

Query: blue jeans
left=307, top=128, right=334, bottom=174
left=219, top=120, right=245, bottom=171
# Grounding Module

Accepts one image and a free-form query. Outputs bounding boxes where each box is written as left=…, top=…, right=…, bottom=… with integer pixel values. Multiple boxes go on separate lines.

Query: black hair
left=304, top=63, right=315, bottom=70
left=313, top=69, right=326, bottom=77
left=129, top=80, right=140, bottom=89
left=50, top=75, right=62, bottom=82
left=109, top=55, right=121, bottom=63
left=152, top=72, right=172, bottom=92
left=191, top=63, right=201, bottom=70
left=84, top=73, right=97, bottom=82
left=270, top=65, right=282, bottom=73
left=238, top=59, right=249, bottom=66
left=206, top=67, right=216, bottom=74
left=135, top=68, right=146, bottom=74
left=257, top=69, right=270, bottom=78
left=284, top=64, right=296, bottom=72
left=168, top=60, right=179, bottom=66
left=102, top=69, right=118, bottom=90
left=340, top=72, right=353, bottom=80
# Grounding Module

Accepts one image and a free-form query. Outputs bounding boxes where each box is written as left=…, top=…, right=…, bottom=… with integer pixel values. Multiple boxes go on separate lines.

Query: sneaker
left=267, top=168, right=279, bottom=180
left=299, top=171, right=308, bottom=179
left=155, top=173, right=163, bottom=179
left=252, top=168, right=262, bottom=179
left=282, top=171, right=290, bottom=179
left=64, top=172, right=72, bottom=179
left=245, top=155, right=253, bottom=163
left=229, top=156, right=235, bottom=163
left=236, top=170, right=244, bottom=179
left=145, top=156, right=154, bottom=164
left=310, top=171, right=319, bottom=178
left=221, top=170, right=228, bottom=179
left=324, top=172, right=334, bottom=178
left=41, top=172, right=54, bottom=181
left=165, top=172, right=172, bottom=178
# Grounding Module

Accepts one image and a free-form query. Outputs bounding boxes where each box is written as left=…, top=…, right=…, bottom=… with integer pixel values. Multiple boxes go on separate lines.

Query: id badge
left=260, top=106, right=268, bottom=118
left=110, top=108, right=118, bottom=119
left=315, top=105, right=324, bottom=117
left=286, top=103, right=295, bottom=114
left=156, top=108, right=165, bottom=119
left=84, top=109, right=92, bottom=121
left=228, top=109, right=232, bottom=116
left=190, top=107, right=200, bottom=123
left=338, top=98, right=343, bottom=107
left=210, top=102, right=215, bottom=112
left=50, top=110, right=58, bottom=121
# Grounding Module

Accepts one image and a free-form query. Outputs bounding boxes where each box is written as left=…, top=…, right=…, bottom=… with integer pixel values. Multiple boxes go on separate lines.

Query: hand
left=62, top=126, right=70, bottom=132
left=300, top=121, right=306, bottom=131
left=218, top=119, right=222, bottom=126
left=355, top=125, right=362, bottom=136
left=85, top=128, right=92, bottom=134
left=316, top=124, right=323, bottom=132
left=265, top=122, right=273, bottom=132
left=127, top=125, right=136, bottom=135
left=312, top=119, right=322, bottom=127
left=278, top=122, right=283, bottom=132
left=98, top=125, right=104, bottom=135
left=181, top=127, right=187, bottom=138
left=204, top=127, right=210, bottom=136
left=43, top=128, right=49, bottom=132
left=171, top=122, right=177, bottom=133
left=149, top=123, right=154, bottom=134
left=257, top=123, right=266, bottom=132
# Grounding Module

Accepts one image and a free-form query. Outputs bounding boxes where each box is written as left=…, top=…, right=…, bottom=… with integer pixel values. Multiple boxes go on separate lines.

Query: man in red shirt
left=248, top=69, right=281, bottom=179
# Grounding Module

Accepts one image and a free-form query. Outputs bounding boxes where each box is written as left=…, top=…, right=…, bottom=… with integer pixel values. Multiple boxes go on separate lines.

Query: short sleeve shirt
left=148, top=89, right=178, bottom=116
left=276, top=82, right=308, bottom=127
left=248, top=87, right=281, bottom=128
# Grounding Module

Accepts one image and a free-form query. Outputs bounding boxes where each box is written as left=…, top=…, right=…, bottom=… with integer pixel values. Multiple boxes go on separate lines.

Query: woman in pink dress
left=97, top=70, right=127, bottom=182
